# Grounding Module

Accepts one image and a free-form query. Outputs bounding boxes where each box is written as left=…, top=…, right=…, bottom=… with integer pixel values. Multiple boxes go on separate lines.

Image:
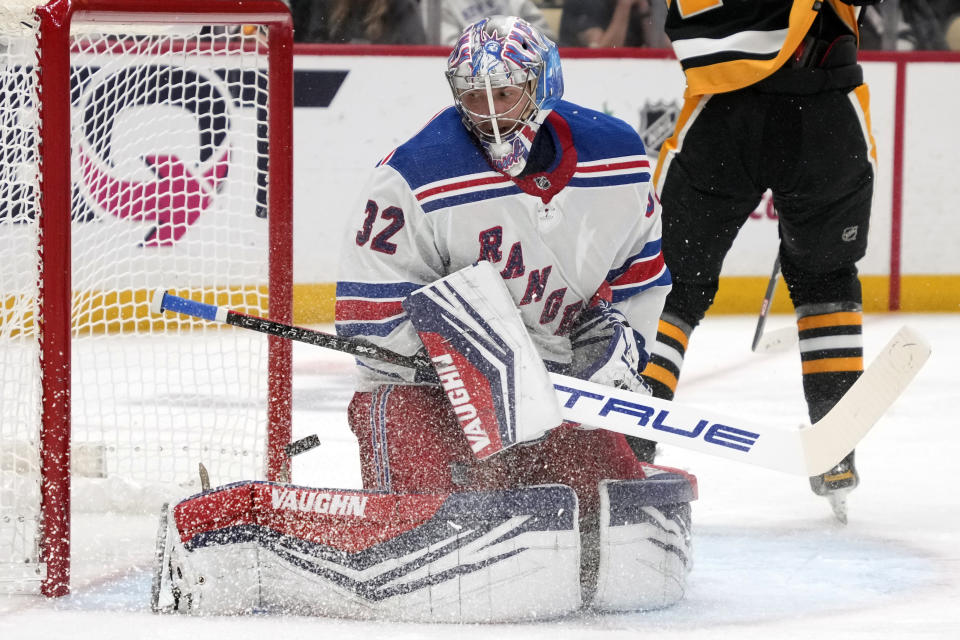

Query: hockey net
left=0, top=0, right=293, bottom=596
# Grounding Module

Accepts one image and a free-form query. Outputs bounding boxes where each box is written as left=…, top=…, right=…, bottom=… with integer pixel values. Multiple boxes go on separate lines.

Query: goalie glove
left=569, top=301, right=651, bottom=395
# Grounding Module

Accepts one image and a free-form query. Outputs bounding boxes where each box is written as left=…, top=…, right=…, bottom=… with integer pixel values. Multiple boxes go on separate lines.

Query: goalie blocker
left=152, top=469, right=696, bottom=621
left=401, top=260, right=564, bottom=457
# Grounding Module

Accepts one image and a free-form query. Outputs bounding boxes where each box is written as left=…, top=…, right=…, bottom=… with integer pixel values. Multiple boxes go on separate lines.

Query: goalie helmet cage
left=0, top=0, right=293, bottom=597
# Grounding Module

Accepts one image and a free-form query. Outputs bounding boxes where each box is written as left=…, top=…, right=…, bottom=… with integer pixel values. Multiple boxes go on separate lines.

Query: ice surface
left=1, top=313, right=957, bottom=640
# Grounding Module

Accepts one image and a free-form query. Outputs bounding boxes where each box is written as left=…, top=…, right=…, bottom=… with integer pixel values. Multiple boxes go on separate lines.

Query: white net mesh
left=0, top=1, right=43, bottom=587
left=0, top=1, right=43, bottom=38
left=1, top=5, right=285, bottom=591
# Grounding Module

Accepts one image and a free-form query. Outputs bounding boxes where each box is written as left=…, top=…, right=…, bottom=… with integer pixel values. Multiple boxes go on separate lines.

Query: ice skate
left=809, top=451, right=859, bottom=524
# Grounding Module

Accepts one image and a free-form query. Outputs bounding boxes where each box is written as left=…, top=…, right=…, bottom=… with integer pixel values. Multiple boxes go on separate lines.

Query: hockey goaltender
left=151, top=16, right=697, bottom=622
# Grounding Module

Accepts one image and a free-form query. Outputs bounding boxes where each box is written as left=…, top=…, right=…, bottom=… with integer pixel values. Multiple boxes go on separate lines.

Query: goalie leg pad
left=152, top=496, right=267, bottom=615
left=506, top=424, right=652, bottom=518
left=151, top=502, right=176, bottom=613
left=155, top=481, right=582, bottom=622
left=591, top=466, right=696, bottom=611
left=347, top=384, right=516, bottom=493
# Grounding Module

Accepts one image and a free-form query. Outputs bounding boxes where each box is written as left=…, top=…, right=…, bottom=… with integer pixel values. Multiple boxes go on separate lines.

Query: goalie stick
left=150, top=289, right=439, bottom=383
left=549, top=324, right=926, bottom=476
left=152, top=289, right=930, bottom=476
left=751, top=254, right=798, bottom=353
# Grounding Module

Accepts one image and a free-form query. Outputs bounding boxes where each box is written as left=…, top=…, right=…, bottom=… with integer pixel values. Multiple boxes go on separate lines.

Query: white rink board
left=0, top=49, right=271, bottom=293
left=3, top=52, right=957, bottom=289
left=901, top=62, right=960, bottom=273
left=289, top=53, right=945, bottom=283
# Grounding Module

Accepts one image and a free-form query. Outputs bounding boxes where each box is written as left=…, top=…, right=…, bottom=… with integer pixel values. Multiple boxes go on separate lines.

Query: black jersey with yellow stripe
left=665, top=0, right=860, bottom=96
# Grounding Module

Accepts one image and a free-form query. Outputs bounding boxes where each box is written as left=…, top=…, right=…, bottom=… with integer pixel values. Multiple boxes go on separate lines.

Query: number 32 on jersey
left=355, top=200, right=404, bottom=255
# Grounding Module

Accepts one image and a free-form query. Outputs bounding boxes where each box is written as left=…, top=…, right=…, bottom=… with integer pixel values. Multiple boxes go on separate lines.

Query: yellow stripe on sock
left=641, top=362, right=678, bottom=393
left=797, top=311, right=862, bottom=332
left=658, top=320, right=689, bottom=350
left=801, top=357, right=864, bottom=375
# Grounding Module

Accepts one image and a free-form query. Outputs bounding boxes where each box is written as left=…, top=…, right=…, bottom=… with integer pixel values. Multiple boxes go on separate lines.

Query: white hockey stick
left=754, top=325, right=798, bottom=353
left=155, top=284, right=930, bottom=476
left=402, top=264, right=931, bottom=476
left=550, top=324, right=928, bottom=475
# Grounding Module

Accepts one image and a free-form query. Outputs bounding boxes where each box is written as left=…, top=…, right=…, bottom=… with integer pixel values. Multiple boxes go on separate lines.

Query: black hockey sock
left=641, top=313, right=693, bottom=401
left=629, top=314, right=693, bottom=463
left=796, top=302, right=864, bottom=423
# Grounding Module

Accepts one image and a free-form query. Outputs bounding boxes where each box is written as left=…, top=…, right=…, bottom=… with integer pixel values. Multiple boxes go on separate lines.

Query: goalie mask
left=446, top=16, right=563, bottom=176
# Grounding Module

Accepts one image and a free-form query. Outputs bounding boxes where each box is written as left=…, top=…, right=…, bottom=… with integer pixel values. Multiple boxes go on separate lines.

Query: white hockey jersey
left=335, top=101, right=670, bottom=388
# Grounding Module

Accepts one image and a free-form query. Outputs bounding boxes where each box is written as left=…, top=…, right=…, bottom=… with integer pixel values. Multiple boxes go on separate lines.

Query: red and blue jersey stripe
left=335, top=280, right=422, bottom=338
left=606, top=239, right=670, bottom=303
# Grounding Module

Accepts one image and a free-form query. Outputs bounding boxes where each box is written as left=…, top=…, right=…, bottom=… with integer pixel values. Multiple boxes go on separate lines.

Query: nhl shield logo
left=637, top=99, right=682, bottom=157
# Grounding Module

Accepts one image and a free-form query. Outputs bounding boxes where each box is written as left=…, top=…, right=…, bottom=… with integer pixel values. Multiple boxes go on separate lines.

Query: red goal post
left=0, top=0, right=293, bottom=597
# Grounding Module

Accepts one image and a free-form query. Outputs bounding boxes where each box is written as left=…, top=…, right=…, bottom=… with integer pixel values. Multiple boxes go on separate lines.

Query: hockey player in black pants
left=634, top=0, right=880, bottom=522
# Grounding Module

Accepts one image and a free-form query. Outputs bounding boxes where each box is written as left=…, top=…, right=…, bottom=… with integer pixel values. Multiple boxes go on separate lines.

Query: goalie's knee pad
left=590, top=465, right=697, bottom=611
left=152, top=481, right=581, bottom=622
